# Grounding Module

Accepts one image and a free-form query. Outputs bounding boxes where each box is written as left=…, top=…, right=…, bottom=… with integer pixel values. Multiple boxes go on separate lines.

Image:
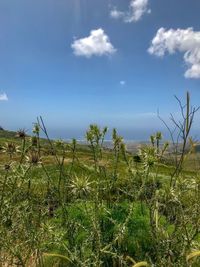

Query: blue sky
left=0, top=0, right=200, bottom=140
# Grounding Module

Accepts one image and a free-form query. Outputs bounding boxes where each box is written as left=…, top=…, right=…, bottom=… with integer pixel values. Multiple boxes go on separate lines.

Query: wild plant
left=0, top=93, right=199, bottom=267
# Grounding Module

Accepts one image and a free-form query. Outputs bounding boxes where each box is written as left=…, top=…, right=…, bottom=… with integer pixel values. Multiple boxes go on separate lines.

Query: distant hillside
left=0, top=129, right=17, bottom=139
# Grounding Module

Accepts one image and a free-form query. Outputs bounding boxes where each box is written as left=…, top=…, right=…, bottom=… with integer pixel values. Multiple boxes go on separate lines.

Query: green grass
left=0, top=129, right=17, bottom=139
left=0, top=124, right=200, bottom=267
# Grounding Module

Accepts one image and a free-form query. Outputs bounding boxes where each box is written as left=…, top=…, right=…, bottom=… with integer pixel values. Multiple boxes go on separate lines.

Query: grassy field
left=0, top=123, right=199, bottom=267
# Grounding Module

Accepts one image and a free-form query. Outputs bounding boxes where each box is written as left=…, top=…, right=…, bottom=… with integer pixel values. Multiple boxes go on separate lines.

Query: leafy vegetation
left=0, top=93, right=200, bottom=266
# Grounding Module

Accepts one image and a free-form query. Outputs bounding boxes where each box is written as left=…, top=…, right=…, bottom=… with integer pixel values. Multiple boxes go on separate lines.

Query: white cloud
left=0, top=93, right=8, bottom=101
left=120, top=80, right=126, bottom=86
left=110, top=0, right=150, bottom=23
left=71, top=28, right=116, bottom=58
left=148, top=27, right=200, bottom=79
left=110, top=9, right=124, bottom=20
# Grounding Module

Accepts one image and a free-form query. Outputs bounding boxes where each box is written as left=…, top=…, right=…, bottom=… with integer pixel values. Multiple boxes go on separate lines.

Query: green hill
left=0, top=129, right=17, bottom=139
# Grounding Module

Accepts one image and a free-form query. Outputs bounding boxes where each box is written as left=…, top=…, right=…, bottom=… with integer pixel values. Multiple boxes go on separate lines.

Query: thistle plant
left=0, top=92, right=199, bottom=267
left=2, top=142, right=20, bottom=159
left=86, top=124, right=108, bottom=170
left=70, top=174, right=93, bottom=198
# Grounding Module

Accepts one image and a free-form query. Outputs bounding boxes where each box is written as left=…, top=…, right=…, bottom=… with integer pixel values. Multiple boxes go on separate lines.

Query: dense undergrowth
left=0, top=93, right=200, bottom=267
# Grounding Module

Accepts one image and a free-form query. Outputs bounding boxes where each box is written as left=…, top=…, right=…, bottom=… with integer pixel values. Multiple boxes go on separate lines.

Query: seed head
left=16, top=129, right=27, bottom=139
left=26, top=151, right=41, bottom=165
left=2, top=142, right=19, bottom=155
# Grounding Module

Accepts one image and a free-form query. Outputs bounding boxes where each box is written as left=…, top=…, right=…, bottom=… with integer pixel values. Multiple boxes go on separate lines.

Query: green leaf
left=132, top=261, right=148, bottom=267
left=43, top=253, right=72, bottom=263
left=187, top=250, right=200, bottom=262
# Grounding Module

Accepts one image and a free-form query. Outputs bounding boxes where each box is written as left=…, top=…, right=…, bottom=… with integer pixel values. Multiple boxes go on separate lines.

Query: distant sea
left=11, top=125, right=200, bottom=145
left=40, top=128, right=168, bottom=143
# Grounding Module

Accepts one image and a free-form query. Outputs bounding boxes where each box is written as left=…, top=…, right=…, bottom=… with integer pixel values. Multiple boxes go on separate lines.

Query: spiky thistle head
left=2, top=142, right=20, bottom=155
left=70, top=174, right=93, bottom=198
left=139, top=145, right=157, bottom=168
left=32, top=123, right=40, bottom=135
left=26, top=151, right=42, bottom=165
left=155, top=131, right=162, bottom=141
left=16, top=129, right=27, bottom=139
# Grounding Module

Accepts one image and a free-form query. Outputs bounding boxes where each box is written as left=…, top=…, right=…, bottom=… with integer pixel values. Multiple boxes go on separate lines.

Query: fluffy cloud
left=120, top=80, right=126, bottom=86
left=110, top=0, right=150, bottom=23
left=71, top=28, right=116, bottom=58
left=110, top=9, right=124, bottom=20
left=0, top=93, right=8, bottom=101
left=148, top=27, right=200, bottom=78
